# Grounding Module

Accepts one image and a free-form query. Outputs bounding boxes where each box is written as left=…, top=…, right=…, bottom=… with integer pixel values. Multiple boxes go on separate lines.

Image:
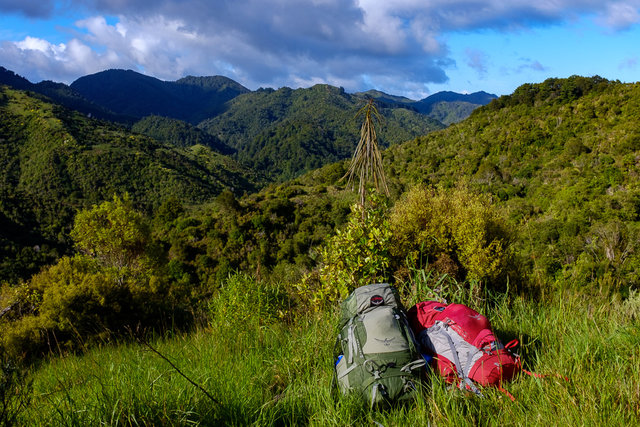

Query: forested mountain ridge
left=1, top=68, right=451, bottom=181
left=199, top=84, right=445, bottom=181
left=0, top=66, right=132, bottom=123
left=1, top=67, right=496, bottom=182
left=71, top=69, right=250, bottom=124
left=357, top=89, right=497, bottom=125
left=127, top=75, right=640, bottom=299
left=131, top=115, right=235, bottom=155
left=415, top=90, right=496, bottom=109
left=3, top=72, right=637, bottom=294
left=0, top=85, right=260, bottom=282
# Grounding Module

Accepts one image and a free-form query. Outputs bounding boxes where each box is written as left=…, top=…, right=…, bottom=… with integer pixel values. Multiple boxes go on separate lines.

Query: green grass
left=15, top=280, right=639, bottom=426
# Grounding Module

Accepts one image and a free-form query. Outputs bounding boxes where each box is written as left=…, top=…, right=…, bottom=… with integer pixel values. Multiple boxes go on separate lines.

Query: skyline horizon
left=7, top=64, right=625, bottom=102
left=1, top=1, right=639, bottom=99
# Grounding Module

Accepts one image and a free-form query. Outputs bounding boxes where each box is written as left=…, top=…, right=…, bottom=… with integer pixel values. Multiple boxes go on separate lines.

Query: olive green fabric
left=339, top=282, right=401, bottom=328
left=335, top=283, right=425, bottom=408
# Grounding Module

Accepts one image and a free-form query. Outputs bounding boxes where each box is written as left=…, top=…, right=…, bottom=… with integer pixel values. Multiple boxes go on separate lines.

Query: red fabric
left=407, top=300, right=445, bottom=333
left=468, top=352, right=519, bottom=385
left=408, top=301, right=496, bottom=347
left=408, top=300, right=521, bottom=387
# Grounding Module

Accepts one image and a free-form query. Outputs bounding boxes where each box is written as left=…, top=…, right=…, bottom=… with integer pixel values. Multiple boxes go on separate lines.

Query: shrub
left=0, top=255, right=180, bottom=359
left=298, top=195, right=392, bottom=306
left=389, top=185, right=513, bottom=289
left=70, top=194, right=153, bottom=271
left=297, top=186, right=514, bottom=306
left=0, top=196, right=195, bottom=360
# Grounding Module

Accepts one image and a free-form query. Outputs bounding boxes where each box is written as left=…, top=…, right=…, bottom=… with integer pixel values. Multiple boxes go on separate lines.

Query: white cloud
left=598, top=2, right=640, bottom=29
left=1, top=1, right=640, bottom=95
left=0, top=30, right=134, bottom=83
left=16, top=36, right=64, bottom=56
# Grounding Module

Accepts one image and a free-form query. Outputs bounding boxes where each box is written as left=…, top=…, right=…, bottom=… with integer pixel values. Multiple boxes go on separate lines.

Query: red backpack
left=407, top=301, right=521, bottom=399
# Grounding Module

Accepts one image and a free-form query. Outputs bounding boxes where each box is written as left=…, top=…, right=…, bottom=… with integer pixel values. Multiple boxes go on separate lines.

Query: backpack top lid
left=408, top=301, right=497, bottom=348
left=407, top=301, right=444, bottom=333
left=339, top=283, right=401, bottom=328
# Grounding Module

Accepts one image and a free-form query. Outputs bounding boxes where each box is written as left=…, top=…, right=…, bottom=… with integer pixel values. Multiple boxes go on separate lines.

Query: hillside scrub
left=390, top=185, right=512, bottom=286
left=0, top=86, right=259, bottom=284
left=300, top=185, right=515, bottom=307
left=0, top=196, right=197, bottom=360
left=384, top=76, right=640, bottom=292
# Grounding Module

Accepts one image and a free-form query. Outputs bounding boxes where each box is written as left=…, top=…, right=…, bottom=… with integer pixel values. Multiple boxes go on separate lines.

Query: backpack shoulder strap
left=432, top=323, right=482, bottom=396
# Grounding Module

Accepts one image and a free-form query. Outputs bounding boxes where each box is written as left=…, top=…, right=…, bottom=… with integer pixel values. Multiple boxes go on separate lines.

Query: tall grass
left=16, top=273, right=640, bottom=425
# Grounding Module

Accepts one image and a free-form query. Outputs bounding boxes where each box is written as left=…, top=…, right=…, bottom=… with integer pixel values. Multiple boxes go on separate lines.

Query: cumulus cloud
left=0, top=34, right=133, bottom=83
left=1, top=0, right=639, bottom=95
left=598, top=2, right=640, bottom=29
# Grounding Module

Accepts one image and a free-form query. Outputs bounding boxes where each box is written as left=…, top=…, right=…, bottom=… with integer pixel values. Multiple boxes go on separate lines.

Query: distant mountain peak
left=355, top=89, right=414, bottom=104
left=70, top=69, right=250, bottom=124
left=175, top=75, right=249, bottom=92
left=0, top=66, right=34, bottom=90
left=354, top=88, right=497, bottom=125
left=419, top=90, right=497, bottom=105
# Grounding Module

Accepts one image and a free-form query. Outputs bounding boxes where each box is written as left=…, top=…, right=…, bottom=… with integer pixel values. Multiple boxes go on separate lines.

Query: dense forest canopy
left=198, top=84, right=445, bottom=181
left=384, top=75, right=640, bottom=290
left=0, top=86, right=259, bottom=283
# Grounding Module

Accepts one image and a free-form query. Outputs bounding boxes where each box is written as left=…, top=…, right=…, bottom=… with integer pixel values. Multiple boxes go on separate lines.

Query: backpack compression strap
left=438, top=326, right=482, bottom=396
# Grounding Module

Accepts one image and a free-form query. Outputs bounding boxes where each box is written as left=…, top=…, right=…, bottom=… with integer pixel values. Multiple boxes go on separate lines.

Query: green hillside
left=0, top=66, right=132, bottom=123
left=131, top=115, right=234, bottom=154
left=0, top=85, right=259, bottom=282
left=94, top=76, right=640, bottom=305
left=426, top=100, right=480, bottom=125
left=200, top=84, right=445, bottom=181
left=3, top=75, right=638, bottom=293
left=384, top=75, right=640, bottom=290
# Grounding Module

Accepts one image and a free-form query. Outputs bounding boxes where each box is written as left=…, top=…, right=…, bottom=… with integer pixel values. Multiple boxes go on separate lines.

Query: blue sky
left=1, top=1, right=639, bottom=99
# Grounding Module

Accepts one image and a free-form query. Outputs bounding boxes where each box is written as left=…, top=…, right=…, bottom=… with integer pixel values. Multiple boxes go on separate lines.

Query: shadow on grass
left=496, top=329, right=545, bottom=375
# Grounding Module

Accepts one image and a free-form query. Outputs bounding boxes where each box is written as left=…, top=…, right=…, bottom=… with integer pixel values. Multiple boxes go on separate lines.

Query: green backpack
left=334, top=283, right=425, bottom=408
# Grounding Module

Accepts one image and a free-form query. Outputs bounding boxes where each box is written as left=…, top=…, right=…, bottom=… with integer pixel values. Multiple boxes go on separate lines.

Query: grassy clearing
left=16, top=280, right=640, bottom=426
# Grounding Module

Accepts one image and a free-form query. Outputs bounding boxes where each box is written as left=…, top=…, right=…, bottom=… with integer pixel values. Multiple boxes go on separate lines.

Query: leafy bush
left=389, top=185, right=513, bottom=289
left=297, top=185, right=514, bottom=306
left=0, top=196, right=193, bottom=360
left=71, top=194, right=153, bottom=270
left=299, top=195, right=392, bottom=305
left=0, top=254, right=182, bottom=359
